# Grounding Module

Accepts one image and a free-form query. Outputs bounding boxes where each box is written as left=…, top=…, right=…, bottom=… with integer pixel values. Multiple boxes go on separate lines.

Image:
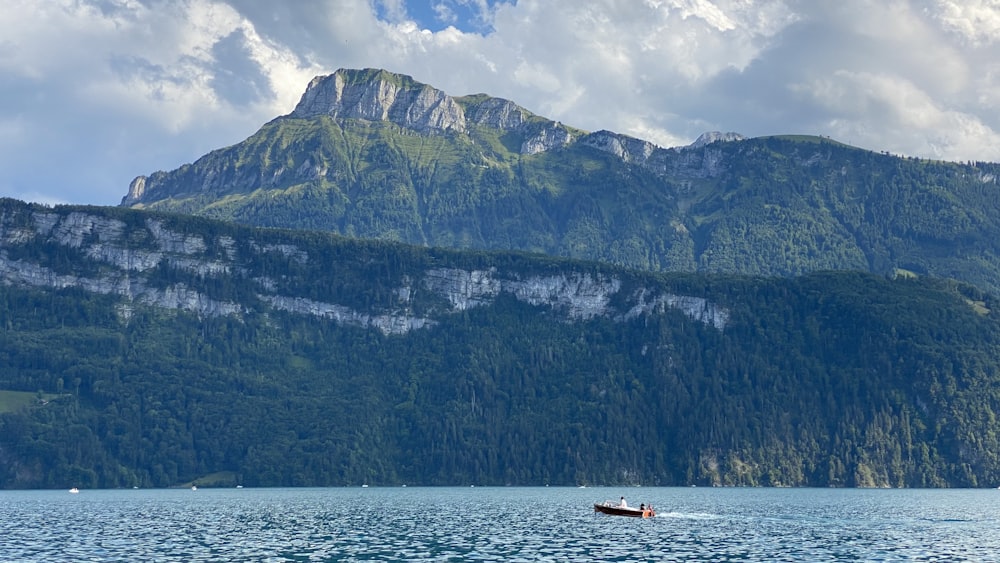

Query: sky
left=2, top=0, right=999, bottom=206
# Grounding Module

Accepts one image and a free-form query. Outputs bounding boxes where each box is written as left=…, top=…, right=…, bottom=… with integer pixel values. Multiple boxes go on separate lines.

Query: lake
left=0, top=486, right=996, bottom=561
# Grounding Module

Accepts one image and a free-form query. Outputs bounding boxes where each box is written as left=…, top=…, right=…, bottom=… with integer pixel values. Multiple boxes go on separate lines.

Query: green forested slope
left=2, top=222, right=999, bottom=488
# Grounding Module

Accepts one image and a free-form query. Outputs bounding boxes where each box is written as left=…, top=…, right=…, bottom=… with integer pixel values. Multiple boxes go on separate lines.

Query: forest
left=2, top=199, right=1000, bottom=489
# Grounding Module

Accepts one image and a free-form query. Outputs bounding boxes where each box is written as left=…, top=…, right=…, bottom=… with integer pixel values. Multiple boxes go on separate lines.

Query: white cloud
left=800, top=70, right=1000, bottom=160
left=932, top=0, right=1000, bottom=45
left=0, top=0, right=998, bottom=206
left=432, top=2, right=459, bottom=26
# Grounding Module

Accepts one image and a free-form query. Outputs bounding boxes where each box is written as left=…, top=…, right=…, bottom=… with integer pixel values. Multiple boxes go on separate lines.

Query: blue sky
left=376, top=0, right=506, bottom=33
left=1, top=0, right=999, bottom=206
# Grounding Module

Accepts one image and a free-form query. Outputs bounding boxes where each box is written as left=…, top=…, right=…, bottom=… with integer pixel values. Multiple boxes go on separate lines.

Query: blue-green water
left=1, top=486, right=997, bottom=561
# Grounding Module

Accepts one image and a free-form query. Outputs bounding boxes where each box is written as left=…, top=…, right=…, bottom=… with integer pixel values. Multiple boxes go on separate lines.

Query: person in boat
left=619, top=496, right=627, bottom=508
left=639, top=503, right=645, bottom=511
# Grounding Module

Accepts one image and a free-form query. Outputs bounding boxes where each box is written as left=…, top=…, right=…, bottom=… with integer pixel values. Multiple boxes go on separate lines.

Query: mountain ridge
left=119, top=68, right=1000, bottom=296
left=121, top=67, right=744, bottom=206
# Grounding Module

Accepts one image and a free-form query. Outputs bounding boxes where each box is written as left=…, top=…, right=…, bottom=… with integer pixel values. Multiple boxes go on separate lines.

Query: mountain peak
left=289, top=68, right=467, bottom=132
left=285, top=68, right=577, bottom=155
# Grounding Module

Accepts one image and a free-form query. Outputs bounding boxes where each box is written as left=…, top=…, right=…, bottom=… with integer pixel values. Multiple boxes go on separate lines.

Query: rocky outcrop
left=0, top=203, right=729, bottom=335
left=581, top=130, right=657, bottom=163
left=580, top=130, right=738, bottom=179
left=291, top=70, right=467, bottom=133
left=290, top=70, right=742, bottom=165
left=260, top=294, right=435, bottom=336
left=520, top=123, right=574, bottom=155
left=462, top=97, right=527, bottom=130
left=287, top=68, right=575, bottom=152
left=122, top=176, right=146, bottom=206
left=423, top=267, right=728, bottom=328
left=688, top=131, right=746, bottom=149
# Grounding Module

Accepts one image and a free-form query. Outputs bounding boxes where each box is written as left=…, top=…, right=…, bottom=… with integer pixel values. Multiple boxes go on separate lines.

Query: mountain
left=2, top=198, right=1000, bottom=488
left=121, top=68, right=1000, bottom=293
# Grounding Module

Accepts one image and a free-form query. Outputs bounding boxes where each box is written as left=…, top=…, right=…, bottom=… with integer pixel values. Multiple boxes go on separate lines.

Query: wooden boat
left=594, top=501, right=655, bottom=518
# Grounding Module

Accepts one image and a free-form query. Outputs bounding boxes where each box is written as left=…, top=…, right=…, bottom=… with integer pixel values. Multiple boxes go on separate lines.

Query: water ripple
left=1, top=487, right=998, bottom=561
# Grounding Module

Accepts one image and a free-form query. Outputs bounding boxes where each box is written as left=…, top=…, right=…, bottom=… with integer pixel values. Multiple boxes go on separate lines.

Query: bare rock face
left=579, top=130, right=740, bottom=179
left=122, top=176, right=147, bottom=206
left=462, top=97, right=527, bottom=130
left=521, top=123, right=574, bottom=154
left=288, top=68, right=575, bottom=154
left=0, top=203, right=729, bottom=335
left=290, top=69, right=466, bottom=133
left=422, top=268, right=728, bottom=328
left=581, top=131, right=657, bottom=164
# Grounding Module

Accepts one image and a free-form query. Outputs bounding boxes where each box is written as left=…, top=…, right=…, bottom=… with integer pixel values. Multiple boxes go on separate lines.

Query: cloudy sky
left=2, top=0, right=999, bottom=206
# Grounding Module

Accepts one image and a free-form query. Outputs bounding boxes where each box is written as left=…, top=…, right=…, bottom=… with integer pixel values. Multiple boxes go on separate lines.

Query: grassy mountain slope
left=123, top=70, right=1000, bottom=294
left=2, top=200, right=1000, bottom=488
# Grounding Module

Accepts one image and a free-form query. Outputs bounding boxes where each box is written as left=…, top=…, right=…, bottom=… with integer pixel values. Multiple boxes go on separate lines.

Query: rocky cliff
left=0, top=200, right=727, bottom=335
left=290, top=68, right=576, bottom=151
left=291, top=69, right=468, bottom=132
left=578, top=129, right=741, bottom=179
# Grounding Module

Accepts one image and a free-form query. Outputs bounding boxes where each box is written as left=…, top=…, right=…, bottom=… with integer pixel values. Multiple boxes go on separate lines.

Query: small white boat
left=594, top=500, right=656, bottom=518
left=68, top=487, right=80, bottom=494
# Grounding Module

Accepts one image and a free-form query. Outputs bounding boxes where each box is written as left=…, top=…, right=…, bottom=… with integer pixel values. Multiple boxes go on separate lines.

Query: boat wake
left=655, top=511, right=720, bottom=520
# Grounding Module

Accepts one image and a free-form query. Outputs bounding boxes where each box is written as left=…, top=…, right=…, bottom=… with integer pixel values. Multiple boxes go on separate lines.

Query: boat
left=68, top=487, right=79, bottom=494
left=593, top=500, right=655, bottom=518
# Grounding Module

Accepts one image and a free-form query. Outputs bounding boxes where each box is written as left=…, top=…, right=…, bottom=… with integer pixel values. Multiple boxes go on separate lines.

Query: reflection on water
left=0, top=487, right=997, bottom=561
